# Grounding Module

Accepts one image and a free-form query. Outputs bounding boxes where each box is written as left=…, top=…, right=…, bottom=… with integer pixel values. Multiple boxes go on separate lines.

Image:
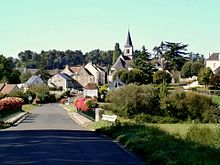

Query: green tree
left=28, top=84, right=49, bottom=102
left=191, top=61, right=204, bottom=76
left=153, top=70, right=172, bottom=84
left=210, top=72, right=220, bottom=88
left=181, top=62, right=192, bottom=78
left=112, top=43, right=122, bottom=64
left=153, top=42, right=188, bottom=71
left=133, top=46, right=155, bottom=84
left=20, top=71, right=32, bottom=83
left=198, top=67, right=213, bottom=87
left=8, top=70, right=21, bottom=84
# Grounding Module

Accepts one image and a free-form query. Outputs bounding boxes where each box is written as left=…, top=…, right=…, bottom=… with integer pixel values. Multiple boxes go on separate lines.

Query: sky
left=0, top=0, right=220, bottom=58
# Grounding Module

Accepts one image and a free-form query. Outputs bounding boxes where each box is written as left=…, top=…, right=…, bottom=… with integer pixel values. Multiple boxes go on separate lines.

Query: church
left=108, top=31, right=134, bottom=82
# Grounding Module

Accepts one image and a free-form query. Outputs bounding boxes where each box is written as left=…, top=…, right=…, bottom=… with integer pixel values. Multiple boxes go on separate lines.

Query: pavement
left=0, top=103, right=145, bottom=165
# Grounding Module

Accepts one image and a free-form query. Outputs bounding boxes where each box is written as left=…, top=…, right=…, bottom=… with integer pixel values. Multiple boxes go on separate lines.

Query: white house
left=206, top=53, right=220, bottom=73
left=83, top=83, right=98, bottom=98
left=85, top=62, right=106, bottom=85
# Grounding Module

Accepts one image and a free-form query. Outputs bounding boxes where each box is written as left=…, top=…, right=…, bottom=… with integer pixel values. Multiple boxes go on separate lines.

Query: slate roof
left=125, top=31, right=133, bottom=47
left=112, top=55, right=133, bottom=70
left=1, top=84, right=18, bottom=94
left=109, top=78, right=125, bottom=90
left=84, top=83, right=98, bottom=90
left=59, top=73, right=72, bottom=81
left=207, top=53, right=220, bottom=61
left=26, top=76, right=40, bottom=86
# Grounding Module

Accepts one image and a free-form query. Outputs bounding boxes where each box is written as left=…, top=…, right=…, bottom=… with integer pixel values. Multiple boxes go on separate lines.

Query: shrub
left=161, top=90, right=216, bottom=122
left=153, top=70, right=172, bottom=84
left=74, top=97, right=97, bottom=112
left=134, top=113, right=179, bottom=123
left=106, top=84, right=160, bottom=118
left=0, top=97, right=24, bottom=114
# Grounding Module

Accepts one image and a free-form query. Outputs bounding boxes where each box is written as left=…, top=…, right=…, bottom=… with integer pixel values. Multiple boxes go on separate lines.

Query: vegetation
left=153, top=70, right=172, bottom=84
left=96, top=122, right=220, bottom=165
left=181, top=61, right=204, bottom=78
left=22, top=104, right=37, bottom=112
left=198, top=67, right=213, bottom=87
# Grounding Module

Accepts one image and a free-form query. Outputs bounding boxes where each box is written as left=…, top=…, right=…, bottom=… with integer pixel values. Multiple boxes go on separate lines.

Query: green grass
left=86, top=120, right=113, bottom=130
left=22, top=104, right=37, bottom=112
left=61, top=104, right=77, bottom=112
left=211, top=95, right=220, bottom=105
left=94, top=118, right=220, bottom=165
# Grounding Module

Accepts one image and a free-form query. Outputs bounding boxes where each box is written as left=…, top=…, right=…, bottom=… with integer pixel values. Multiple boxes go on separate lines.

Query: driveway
left=0, top=104, right=144, bottom=165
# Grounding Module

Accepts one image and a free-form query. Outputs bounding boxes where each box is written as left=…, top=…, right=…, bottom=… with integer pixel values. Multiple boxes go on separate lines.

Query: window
left=126, top=49, right=130, bottom=54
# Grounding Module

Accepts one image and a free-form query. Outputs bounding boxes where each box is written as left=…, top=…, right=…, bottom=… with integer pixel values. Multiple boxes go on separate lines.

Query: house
left=108, top=77, right=125, bottom=90
left=108, top=30, right=134, bottom=82
left=48, top=73, right=81, bottom=91
left=83, top=83, right=98, bottom=98
left=0, top=84, right=19, bottom=94
left=25, top=75, right=45, bottom=88
left=61, top=65, right=74, bottom=77
left=85, top=62, right=106, bottom=85
left=206, top=53, right=220, bottom=73
left=71, top=66, right=95, bottom=87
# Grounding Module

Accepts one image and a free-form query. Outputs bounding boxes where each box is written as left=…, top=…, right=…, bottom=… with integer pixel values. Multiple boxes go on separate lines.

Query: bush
left=153, top=70, right=172, bottom=84
left=161, top=90, right=216, bottom=122
left=134, top=113, right=179, bottom=123
left=106, top=84, right=160, bottom=118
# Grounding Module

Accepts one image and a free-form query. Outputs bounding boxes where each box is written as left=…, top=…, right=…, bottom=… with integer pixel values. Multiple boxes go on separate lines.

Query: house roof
left=125, top=30, right=133, bottom=47
left=207, top=53, right=220, bottom=61
left=1, top=84, right=18, bottom=94
left=70, top=67, right=81, bottom=73
left=58, top=73, right=72, bottom=81
left=26, top=75, right=40, bottom=86
left=109, top=77, right=125, bottom=90
left=84, top=83, right=98, bottom=90
left=112, top=55, right=132, bottom=70
left=0, top=83, right=5, bottom=91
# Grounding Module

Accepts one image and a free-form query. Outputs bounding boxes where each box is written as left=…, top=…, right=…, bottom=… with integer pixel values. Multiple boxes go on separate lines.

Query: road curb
left=3, top=112, right=30, bottom=126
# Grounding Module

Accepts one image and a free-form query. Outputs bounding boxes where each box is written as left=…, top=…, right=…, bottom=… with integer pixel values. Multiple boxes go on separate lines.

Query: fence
left=77, top=109, right=95, bottom=121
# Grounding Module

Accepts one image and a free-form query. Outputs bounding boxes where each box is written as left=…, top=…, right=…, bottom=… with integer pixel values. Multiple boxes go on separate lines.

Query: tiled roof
left=84, top=83, right=98, bottom=90
left=1, top=84, right=18, bottom=94
left=207, top=53, right=220, bottom=61
left=70, top=67, right=81, bottom=73
left=0, top=83, right=5, bottom=91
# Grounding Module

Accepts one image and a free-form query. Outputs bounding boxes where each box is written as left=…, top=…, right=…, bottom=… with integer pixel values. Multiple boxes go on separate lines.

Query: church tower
left=124, top=30, right=133, bottom=59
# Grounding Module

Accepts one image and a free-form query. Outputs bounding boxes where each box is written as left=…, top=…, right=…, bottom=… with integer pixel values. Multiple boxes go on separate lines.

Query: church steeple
left=125, top=30, right=133, bottom=47
left=124, top=30, right=133, bottom=59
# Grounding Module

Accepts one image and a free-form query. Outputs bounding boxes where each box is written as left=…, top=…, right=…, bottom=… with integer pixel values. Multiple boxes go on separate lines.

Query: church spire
left=125, top=30, right=133, bottom=47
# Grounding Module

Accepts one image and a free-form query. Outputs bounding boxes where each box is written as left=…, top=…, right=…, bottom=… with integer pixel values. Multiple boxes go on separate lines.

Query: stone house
left=48, top=73, right=80, bottom=91
left=0, top=84, right=19, bottom=94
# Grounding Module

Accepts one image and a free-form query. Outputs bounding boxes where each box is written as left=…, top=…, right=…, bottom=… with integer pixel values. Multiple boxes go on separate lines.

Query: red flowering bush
left=0, top=97, right=24, bottom=111
left=74, top=98, right=97, bottom=112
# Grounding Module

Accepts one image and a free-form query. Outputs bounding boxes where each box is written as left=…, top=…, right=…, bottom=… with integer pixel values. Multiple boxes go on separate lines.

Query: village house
left=24, top=75, right=45, bottom=89
left=48, top=73, right=80, bottom=91
left=0, top=84, right=19, bottom=94
left=206, top=53, right=220, bottom=73
left=83, top=82, right=98, bottom=98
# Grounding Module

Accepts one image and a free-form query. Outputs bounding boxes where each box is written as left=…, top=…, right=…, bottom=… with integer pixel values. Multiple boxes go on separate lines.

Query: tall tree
left=133, top=46, right=155, bottom=84
left=198, top=67, right=213, bottom=87
left=112, top=43, right=122, bottom=64
left=153, top=42, right=188, bottom=71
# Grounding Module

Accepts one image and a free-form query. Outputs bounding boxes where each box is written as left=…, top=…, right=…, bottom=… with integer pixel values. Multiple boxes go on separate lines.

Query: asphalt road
left=0, top=104, right=144, bottom=165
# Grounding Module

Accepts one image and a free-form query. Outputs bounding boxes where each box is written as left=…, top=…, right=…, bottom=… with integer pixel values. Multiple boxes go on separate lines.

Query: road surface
left=0, top=104, right=144, bottom=165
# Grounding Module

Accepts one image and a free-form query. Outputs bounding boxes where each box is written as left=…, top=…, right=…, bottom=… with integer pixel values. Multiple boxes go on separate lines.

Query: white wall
left=206, top=60, right=220, bottom=73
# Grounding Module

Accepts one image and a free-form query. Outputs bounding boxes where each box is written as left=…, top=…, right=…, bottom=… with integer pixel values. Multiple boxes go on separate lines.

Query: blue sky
left=0, top=0, right=220, bottom=58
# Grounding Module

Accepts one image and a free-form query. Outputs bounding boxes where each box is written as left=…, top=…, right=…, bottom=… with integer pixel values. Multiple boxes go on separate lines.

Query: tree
left=153, top=70, right=172, bottom=84
left=20, top=71, right=32, bottom=83
left=112, top=43, right=122, bottom=64
left=28, top=84, right=49, bottom=102
left=198, top=67, right=213, bottom=87
left=153, top=42, right=188, bottom=71
left=181, top=61, right=205, bottom=78
left=8, top=70, right=21, bottom=84
left=210, top=72, right=220, bottom=88
left=133, top=46, right=155, bottom=84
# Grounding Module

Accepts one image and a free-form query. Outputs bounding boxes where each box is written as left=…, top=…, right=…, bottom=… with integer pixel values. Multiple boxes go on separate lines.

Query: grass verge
left=95, top=121, right=220, bottom=165
left=61, top=104, right=77, bottom=112
left=22, top=104, right=37, bottom=112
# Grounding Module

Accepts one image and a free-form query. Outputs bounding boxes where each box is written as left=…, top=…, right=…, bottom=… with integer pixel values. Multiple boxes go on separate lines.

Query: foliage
left=106, top=84, right=160, bottom=117
left=198, top=67, right=213, bottom=87
left=153, top=70, right=172, bottom=84
left=153, top=41, right=188, bottom=71
left=28, top=84, right=49, bottom=102
left=20, top=71, right=32, bottom=83
left=112, top=43, right=122, bottom=64
left=134, top=113, right=178, bottom=124
left=181, top=61, right=204, bottom=78
left=161, top=90, right=216, bottom=122
left=0, top=97, right=24, bottom=112
left=8, top=89, right=35, bottom=104
left=74, top=97, right=97, bottom=112
left=132, top=46, right=155, bottom=84
left=210, top=72, right=220, bottom=87
left=96, top=122, right=220, bottom=165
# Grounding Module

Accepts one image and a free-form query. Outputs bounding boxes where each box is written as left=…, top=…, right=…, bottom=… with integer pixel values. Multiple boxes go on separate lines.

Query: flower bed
left=0, top=97, right=24, bottom=117
left=74, top=97, right=97, bottom=121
